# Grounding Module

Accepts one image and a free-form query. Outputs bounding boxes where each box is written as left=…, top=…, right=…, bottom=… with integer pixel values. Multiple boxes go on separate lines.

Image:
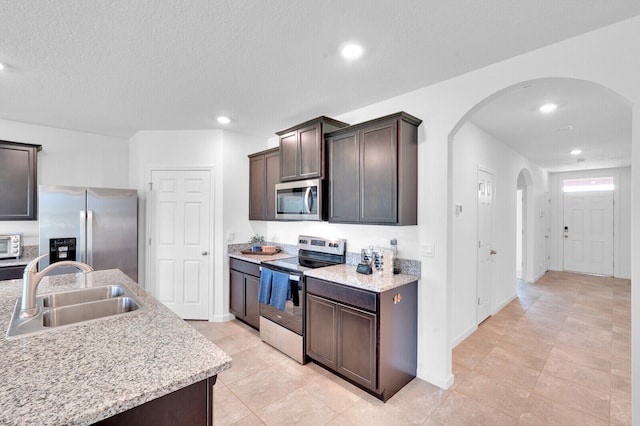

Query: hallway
left=189, top=271, right=631, bottom=424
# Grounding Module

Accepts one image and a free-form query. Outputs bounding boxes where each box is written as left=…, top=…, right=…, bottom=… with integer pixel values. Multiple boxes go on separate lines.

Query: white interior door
left=149, top=169, right=212, bottom=319
left=477, top=168, right=495, bottom=324
left=563, top=191, right=614, bottom=276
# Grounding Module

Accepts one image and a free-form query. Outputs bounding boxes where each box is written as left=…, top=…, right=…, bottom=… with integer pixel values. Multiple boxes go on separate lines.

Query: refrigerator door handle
left=80, top=211, right=86, bottom=263
left=87, top=210, right=94, bottom=267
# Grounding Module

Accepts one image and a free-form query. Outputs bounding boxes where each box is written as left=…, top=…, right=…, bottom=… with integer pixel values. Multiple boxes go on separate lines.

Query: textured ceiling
left=1, top=1, right=639, bottom=171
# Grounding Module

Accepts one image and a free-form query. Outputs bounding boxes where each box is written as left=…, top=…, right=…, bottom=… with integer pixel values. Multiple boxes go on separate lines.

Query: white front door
left=563, top=191, right=614, bottom=276
left=477, top=168, right=495, bottom=324
left=149, top=169, right=212, bottom=319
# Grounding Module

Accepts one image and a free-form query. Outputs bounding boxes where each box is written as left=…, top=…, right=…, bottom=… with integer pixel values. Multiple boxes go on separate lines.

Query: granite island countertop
left=304, top=263, right=419, bottom=293
left=0, top=269, right=232, bottom=425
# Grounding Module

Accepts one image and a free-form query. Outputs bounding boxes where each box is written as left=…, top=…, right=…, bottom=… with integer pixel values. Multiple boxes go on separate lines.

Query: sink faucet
left=20, top=254, right=94, bottom=318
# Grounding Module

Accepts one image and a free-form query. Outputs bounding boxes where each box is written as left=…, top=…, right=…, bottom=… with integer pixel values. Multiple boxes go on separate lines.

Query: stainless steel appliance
left=38, top=185, right=138, bottom=281
left=259, top=235, right=346, bottom=363
left=275, top=179, right=325, bottom=221
left=0, top=233, right=21, bottom=259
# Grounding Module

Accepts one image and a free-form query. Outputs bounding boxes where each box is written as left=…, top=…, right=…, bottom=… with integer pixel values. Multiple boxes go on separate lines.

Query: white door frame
left=145, top=166, right=215, bottom=321
left=516, top=189, right=525, bottom=280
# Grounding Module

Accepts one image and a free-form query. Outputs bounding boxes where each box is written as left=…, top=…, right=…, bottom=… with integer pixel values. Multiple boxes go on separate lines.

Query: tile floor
left=187, top=270, right=631, bottom=425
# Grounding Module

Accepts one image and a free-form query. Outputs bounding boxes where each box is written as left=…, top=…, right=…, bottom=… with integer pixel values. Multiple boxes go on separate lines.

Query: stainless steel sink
left=43, top=297, right=140, bottom=327
left=42, top=285, right=125, bottom=308
left=6, top=284, right=146, bottom=338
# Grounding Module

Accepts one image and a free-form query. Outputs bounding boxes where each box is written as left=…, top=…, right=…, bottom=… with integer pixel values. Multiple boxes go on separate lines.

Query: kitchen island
left=0, top=269, right=231, bottom=425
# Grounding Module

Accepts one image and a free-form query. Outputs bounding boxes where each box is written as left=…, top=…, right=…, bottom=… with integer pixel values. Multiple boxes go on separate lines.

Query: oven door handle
left=260, top=266, right=300, bottom=281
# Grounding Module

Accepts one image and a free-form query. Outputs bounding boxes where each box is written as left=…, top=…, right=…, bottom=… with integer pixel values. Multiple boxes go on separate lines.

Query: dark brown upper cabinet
left=327, top=112, right=422, bottom=225
left=276, top=116, right=349, bottom=182
left=0, top=141, right=42, bottom=221
left=248, top=147, right=280, bottom=221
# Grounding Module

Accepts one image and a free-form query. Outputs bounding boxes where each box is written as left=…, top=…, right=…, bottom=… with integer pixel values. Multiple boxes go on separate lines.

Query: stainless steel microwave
left=275, top=179, right=324, bottom=221
left=0, top=233, right=22, bottom=259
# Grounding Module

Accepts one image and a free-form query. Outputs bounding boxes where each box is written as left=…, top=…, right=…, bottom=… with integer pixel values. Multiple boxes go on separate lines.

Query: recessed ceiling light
left=539, top=103, right=557, bottom=113
left=570, top=149, right=582, bottom=155
left=0, top=63, right=4, bottom=71
left=217, top=116, right=231, bottom=125
left=341, top=43, right=364, bottom=60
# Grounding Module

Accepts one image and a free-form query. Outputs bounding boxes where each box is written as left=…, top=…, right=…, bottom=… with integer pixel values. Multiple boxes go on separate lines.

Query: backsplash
left=22, top=245, right=39, bottom=259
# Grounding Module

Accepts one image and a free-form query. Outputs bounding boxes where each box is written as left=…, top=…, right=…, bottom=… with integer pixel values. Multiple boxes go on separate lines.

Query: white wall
left=548, top=167, right=631, bottom=279
left=450, top=121, right=548, bottom=346
left=0, top=119, right=129, bottom=245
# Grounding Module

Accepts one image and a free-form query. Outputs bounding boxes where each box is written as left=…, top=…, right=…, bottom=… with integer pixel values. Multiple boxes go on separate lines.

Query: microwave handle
left=304, top=187, right=312, bottom=214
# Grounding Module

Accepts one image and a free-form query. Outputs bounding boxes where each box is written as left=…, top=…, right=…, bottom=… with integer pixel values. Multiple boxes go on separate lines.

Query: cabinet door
left=306, top=294, right=338, bottom=369
left=229, top=269, right=245, bottom=319
left=360, top=120, right=397, bottom=223
left=337, top=305, right=377, bottom=390
left=0, top=142, right=39, bottom=221
left=244, top=274, right=260, bottom=329
left=298, top=123, right=321, bottom=179
left=264, top=150, right=280, bottom=220
left=328, top=131, right=359, bottom=223
left=249, top=155, right=266, bottom=220
left=279, top=131, right=298, bottom=181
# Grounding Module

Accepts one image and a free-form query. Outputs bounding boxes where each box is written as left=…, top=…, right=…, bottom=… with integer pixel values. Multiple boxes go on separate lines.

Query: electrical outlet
left=390, top=239, right=397, bottom=246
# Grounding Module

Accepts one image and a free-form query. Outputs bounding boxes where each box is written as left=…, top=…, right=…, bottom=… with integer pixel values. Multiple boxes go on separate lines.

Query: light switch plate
left=421, top=243, right=435, bottom=257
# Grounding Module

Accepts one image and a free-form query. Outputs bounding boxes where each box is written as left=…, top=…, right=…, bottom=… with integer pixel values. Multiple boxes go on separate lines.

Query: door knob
left=201, top=251, right=209, bottom=255
left=490, top=249, right=497, bottom=255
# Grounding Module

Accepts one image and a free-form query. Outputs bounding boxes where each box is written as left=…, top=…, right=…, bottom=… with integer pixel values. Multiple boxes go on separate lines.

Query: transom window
left=563, top=177, right=614, bottom=192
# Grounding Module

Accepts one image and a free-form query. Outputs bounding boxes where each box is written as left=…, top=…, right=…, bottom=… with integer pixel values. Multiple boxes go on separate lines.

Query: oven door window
left=0, top=238, right=8, bottom=254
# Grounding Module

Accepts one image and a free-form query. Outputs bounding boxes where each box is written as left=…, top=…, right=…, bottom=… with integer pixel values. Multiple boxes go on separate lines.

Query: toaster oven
left=0, top=233, right=21, bottom=259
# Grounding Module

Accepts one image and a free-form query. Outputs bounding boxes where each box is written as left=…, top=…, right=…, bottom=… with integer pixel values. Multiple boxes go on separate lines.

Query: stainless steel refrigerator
left=38, top=185, right=138, bottom=281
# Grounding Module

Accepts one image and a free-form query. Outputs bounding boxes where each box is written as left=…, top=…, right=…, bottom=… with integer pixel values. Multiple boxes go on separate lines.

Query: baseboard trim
left=211, top=313, right=235, bottom=322
left=493, top=292, right=518, bottom=315
left=417, top=369, right=454, bottom=390
left=451, top=324, right=478, bottom=348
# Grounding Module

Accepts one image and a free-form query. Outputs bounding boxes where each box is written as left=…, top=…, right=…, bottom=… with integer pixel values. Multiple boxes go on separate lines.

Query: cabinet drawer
left=229, top=258, right=260, bottom=277
left=306, top=277, right=377, bottom=312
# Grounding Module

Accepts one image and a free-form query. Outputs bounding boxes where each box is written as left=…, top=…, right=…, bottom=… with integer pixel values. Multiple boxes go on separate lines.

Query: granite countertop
left=0, top=269, right=232, bottom=425
left=229, top=250, right=295, bottom=264
left=304, top=264, right=419, bottom=293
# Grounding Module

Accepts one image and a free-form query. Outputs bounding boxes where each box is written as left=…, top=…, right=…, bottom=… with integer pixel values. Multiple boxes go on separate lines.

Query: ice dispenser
left=49, top=238, right=77, bottom=264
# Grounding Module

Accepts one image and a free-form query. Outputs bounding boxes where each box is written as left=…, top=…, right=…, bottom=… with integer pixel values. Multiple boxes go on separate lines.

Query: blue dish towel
left=258, top=269, right=272, bottom=304
left=270, top=271, right=289, bottom=311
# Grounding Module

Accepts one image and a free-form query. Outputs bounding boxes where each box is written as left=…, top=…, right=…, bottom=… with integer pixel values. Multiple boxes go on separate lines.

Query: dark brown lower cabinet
left=229, top=258, right=260, bottom=329
left=95, top=376, right=216, bottom=425
left=0, top=265, right=25, bottom=280
left=306, top=277, right=417, bottom=402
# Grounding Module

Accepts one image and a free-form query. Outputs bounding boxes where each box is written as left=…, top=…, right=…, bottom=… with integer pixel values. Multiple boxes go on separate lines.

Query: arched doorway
left=447, top=77, right=630, bottom=347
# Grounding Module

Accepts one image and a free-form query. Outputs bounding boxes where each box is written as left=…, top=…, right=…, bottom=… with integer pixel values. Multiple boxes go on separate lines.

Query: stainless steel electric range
left=259, top=235, right=346, bottom=364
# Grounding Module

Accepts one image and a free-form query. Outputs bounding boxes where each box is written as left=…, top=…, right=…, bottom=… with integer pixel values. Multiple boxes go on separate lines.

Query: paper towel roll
left=384, top=250, right=395, bottom=277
